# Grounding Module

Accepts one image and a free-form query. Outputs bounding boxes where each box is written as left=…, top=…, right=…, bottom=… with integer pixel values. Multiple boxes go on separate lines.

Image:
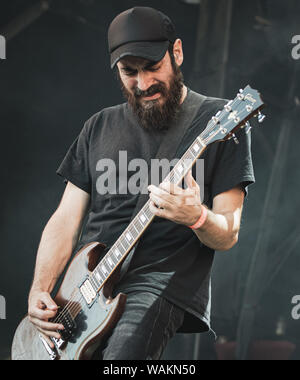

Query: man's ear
left=173, top=39, right=184, bottom=66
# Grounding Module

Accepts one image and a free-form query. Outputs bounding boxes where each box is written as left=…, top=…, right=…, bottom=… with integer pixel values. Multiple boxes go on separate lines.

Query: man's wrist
left=188, top=205, right=208, bottom=230
left=30, top=281, right=51, bottom=295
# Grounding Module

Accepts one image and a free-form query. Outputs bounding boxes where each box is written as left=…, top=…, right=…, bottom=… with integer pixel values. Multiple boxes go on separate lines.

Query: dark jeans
left=97, top=291, right=185, bottom=360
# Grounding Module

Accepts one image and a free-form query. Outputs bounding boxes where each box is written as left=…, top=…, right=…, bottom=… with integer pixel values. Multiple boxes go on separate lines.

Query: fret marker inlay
left=140, top=215, right=146, bottom=224
left=178, top=165, right=184, bottom=173
left=107, top=257, right=114, bottom=267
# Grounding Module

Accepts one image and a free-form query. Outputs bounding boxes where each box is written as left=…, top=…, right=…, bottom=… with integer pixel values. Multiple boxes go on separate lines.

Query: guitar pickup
left=80, top=278, right=97, bottom=307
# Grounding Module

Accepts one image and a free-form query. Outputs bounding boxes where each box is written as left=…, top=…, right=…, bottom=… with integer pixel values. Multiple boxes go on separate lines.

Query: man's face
left=117, top=50, right=184, bottom=131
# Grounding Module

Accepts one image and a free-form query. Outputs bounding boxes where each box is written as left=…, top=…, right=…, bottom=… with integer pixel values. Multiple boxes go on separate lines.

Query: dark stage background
left=0, top=0, right=300, bottom=360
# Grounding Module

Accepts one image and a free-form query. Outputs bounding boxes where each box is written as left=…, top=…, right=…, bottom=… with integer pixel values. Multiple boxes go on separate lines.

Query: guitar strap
left=119, top=90, right=207, bottom=282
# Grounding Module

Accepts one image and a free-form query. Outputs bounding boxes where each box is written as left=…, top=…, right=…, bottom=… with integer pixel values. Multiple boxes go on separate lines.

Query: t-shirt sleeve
left=211, top=127, right=255, bottom=200
left=56, top=122, right=91, bottom=194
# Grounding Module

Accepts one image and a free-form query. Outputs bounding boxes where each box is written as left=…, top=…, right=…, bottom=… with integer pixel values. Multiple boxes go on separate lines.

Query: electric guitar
left=12, top=85, right=265, bottom=360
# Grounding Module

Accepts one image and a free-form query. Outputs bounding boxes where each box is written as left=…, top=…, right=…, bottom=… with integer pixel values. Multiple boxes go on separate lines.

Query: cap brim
left=110, top=40, right=169, bottom=69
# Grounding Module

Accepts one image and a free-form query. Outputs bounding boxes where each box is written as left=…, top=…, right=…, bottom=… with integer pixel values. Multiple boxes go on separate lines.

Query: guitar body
left=12, top=242, right=127, bottom=360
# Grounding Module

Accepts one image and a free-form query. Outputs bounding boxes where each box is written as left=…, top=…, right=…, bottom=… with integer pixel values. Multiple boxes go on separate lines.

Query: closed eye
left=147, top=67, right=160, bottom=72
left=121, top=64, right=161, bottom=77
left=122, top=68, right=137, bottom=77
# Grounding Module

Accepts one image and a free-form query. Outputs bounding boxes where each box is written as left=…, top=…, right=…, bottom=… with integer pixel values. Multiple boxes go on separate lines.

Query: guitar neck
left=90, top=136, right=207, bottom=292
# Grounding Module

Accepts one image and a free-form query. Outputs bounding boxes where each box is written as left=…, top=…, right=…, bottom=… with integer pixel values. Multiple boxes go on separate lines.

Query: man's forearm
left=192, top=207, right=240, bottom=251
left=31, top=211, right=81, bottom=294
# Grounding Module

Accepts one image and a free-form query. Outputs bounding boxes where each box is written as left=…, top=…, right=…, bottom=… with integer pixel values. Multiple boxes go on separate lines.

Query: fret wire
left=95, top=269, right=104, bottom=284
left=134, top=218, right=143, bottom=231
left=99, top=260, right=107, bottom=280
left=90, top=275, right=98, bottom=291
left=103, top=261, right=110, bottom=275
left=118, top=239, right=127, bottom=252
left=94, top=268, right=101, bottom=281
left=96, top=265, right=105, bottom=281
left=132, top=222, right=139, bottom=234
left=115, top=242, right=124, bottom=254
left=145, top=206, right=153, bottom=218
left=113, top=244, right=123, bottom=259
left=92, top=274, right=99, bottom=288
left=136, top=213, right=147, bottom=227
left=110, top=253, right=118, bottom=265
left=124, top=230, right=132, bottom=243
left=94, top=276, right=102, bottom=290
left=91, top=273, right=98, bottom=287
left=107, top=255, right=115, bottom=268
left=121, top=234, right=131, bottom=248
left=128, top=225, right=138, bottom=238
left=108, top=255, right=116, bottom=268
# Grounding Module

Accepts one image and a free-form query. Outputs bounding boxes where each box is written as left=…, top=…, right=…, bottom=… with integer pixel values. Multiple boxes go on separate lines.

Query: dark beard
left=119, top=65, right=184, bottom=131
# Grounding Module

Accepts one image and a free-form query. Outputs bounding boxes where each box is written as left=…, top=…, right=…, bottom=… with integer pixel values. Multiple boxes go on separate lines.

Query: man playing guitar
left=27, top=7, right=255, bottom=360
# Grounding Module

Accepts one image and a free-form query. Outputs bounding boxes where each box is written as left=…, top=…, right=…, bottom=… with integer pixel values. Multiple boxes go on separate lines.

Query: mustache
left=133, top=83, right=167, bottom=99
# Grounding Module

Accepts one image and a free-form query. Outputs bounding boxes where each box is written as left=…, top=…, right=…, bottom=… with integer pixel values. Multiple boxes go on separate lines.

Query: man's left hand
left=148, top=170, right=203, bottom=227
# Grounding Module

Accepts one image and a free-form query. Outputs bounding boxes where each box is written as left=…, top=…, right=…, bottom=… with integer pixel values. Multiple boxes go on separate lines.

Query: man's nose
left=136, top=71, right=154, bottom=92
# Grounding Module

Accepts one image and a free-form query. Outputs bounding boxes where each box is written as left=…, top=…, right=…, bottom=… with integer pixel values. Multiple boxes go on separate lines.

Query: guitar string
left=51, top=95, right=250, bottom=328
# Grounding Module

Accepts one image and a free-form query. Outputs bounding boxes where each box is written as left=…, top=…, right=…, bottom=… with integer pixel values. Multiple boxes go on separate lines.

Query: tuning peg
left=232, top=134, right=240, bottom=145
left=224, top=100, right=233, bottom=112
left=258, top=112, right=266, bottom=123
left=245, top=122, right=252, bottom=134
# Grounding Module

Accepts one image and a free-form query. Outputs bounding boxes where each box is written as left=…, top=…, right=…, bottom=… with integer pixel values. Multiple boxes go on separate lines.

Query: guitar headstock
left=202, top=85, right=265, bottom=145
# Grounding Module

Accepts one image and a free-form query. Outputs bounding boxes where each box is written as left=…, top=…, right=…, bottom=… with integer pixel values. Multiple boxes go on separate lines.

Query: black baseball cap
left=108, top=7, right=176, bottom=69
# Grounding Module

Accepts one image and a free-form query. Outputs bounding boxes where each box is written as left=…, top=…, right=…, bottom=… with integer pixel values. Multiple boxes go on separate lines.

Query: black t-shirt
left=57, top=89, right=255, bottom=333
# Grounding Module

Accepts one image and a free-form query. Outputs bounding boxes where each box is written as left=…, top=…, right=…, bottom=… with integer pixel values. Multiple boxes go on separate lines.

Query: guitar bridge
left=51, top=337, right=65, bottom=350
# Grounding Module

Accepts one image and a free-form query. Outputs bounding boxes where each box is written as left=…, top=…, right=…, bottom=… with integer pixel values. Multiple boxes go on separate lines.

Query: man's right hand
left=28, top=290, right=65, bottom=349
